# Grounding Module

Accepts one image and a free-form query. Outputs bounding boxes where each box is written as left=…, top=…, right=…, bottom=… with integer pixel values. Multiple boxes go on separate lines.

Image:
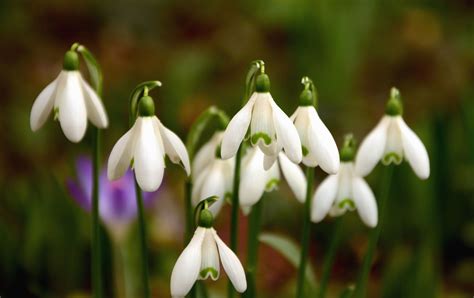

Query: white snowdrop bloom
left=355, top=88, right=430, bottom=180
left=291, top=103, right=339, bottom=173
left=221, top=73, right=302, bottom=167
left=30, top=50, right=108, bottom=143
left=239, top=146, right=307, bottom=214
left=107, top=96, right=190, bottom=192
left=192, top=132, right=234, bottom=215
left=170, top=216, right=246, bottom=297
left=311, top=162, right=378, bottom=228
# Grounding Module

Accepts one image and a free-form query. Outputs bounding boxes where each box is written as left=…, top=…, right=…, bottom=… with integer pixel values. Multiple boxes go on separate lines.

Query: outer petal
left=192, top=166, right=211, bottom=205
left=212, top=229, right=247, bottom=293
left=56, top=71, right=88, bottom=142
left=352, top=177, right=378, bottom=227
left=311, top=175, right=338, bottom=223
left=30, top=75, right=58, bottom=131
left=158, top=120, right=191, bottom=176
left=397, top=117, right=430, bottom=179
left=307, top=107, right=340, bottom=174
left=134, top=117, right=165, bottom=192
left=107, top=123, right=137, bottom=180
left=81, top=76, right=108, bottom=128
left=278, top=153, right=307, bottom=203
left=239, top=148, right=267, bottom=208
left=270, top=97, right=302, bottom=164
left=193, top=132, right=222, bottom=175
left=355, top=116, right=390, bottom=177
left=170, top=227, right=206, bottom=297
left=221, top=95, right=256, bottom=159
left=199, top=229, right=220, bottom=280
left=199, top=162, right=227, bottom=215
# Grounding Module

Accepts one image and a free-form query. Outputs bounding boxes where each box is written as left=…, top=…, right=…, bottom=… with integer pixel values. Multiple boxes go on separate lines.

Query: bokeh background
left=0, top=0, right=473, bottom=297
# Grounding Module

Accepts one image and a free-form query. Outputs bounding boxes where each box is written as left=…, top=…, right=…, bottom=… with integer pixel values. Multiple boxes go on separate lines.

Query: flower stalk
left=295, top=166, right=314, bottom=298
left=353, top=165, right=394, bottom=297
left=244, top=197, right=264, bottom=298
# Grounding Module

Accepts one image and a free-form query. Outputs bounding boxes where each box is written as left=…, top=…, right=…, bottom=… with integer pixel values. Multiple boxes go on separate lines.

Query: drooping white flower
left=192, top=132, right=234, bottom=215
left=239, top=146, right=307, bottom=213
left=311, top=162, right=378, bottom=227
left=291, top=105, right=339, bottom=174
left=30, top=50, right=108, bottom=143
left=354, top=88, right=430, bottom=180
left=107, top=96, right=190, bottom=192
left=170, top=226, right=247, bottom=297
left=220, top=73, right=302, bottom=166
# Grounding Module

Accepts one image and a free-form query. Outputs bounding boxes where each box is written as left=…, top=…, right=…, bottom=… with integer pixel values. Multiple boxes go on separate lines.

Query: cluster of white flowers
left=30, top=50, right=429, bottom=297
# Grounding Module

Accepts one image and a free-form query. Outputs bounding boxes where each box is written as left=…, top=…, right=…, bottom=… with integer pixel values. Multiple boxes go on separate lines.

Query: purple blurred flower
left=67, top=156, right=157, bottom=241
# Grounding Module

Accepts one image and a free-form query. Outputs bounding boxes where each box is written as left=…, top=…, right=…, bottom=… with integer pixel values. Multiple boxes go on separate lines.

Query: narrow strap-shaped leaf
left=259, top=233, right=317, bottom=290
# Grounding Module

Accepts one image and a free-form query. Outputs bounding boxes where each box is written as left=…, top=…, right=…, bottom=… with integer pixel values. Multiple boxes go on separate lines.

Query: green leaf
left=259, top=232, right=317, bottom=290
left=75, top=44, right=103, bottom=96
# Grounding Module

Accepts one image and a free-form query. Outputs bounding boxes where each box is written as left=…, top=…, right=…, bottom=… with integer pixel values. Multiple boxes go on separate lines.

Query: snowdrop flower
left=30, top=50, right=108, bottom=142
left=290, top=78, right=339, bottom=173
left=221, top=71, right=302, bottom=167
left=107, top=95, right=190, bottom=192
left=67, top=156, right=157, bottom=242
left=239, top=146, right=307, bottom=213
left=355, top=88, right=430, bottom=179
left=312, top=136, right=378, bottom=227
left=192, top=132, right=234, bottom=215
left=170, top=208, right=246, bottom=297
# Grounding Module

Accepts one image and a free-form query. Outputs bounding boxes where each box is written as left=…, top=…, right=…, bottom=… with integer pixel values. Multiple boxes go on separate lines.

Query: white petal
left=311, top=175, right=338, bottom=223
left=212, top=229, right=247, bottom=293
left=263, top=154, right=278, bottom=170
left=30, top=75, right=59, bottom=131
left=56, top=71, right=88, bottom=142
left=397, top=117, right=430, bottom=179
left=107, top=123, right=137, bottom=180
left=192, top=166, right=211, bottom=205
left=270, top=96, right=302, bottom=163
left=239, top=148, right=267, bottom=208
left=199, top=229, right=220, bottom=280
left=265, top=160, right=280, bottom=192
left=193, top=132, right=222, bottom=175
left=198, top=162, right=227, bottom=215
left=221, top=94, right=256, bottom=159
left=158, top=121, right=191, bottom=176
left=352, top=177, right=378, bottom=227
left=355, top=116, right=390, bottom=177
left=250, top=94, right=276, bottom=153
left=81, top=76, right=108, bottom=128
left=293, top=107, right=318, bottom=167
left=278, top=153, right=307, bottom=203
left=170, top=227, right=206, bottom=297
left=307, top=107, right=340, bottom=174
left=134, top=117, right=165, bottom=191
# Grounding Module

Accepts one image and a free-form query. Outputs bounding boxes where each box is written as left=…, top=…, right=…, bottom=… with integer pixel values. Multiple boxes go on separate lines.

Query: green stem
left=228, top=144, right=242, bottom=298
left=317, top=217, right=344, bottom=298
left=245, top=198, right=264, bottom=298
left=112, top=240, right=126, bottom=298
left=296, top=167, right=314, bottom=298
left=184, top=179, right=197, bottom=298
left=92, top=127, right=102, bottom=298
left=134, top=178, right=150, bottom=298
left=353, top=165, right=394, bottom=298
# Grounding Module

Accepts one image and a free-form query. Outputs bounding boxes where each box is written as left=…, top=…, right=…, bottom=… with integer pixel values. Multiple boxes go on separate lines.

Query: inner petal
left=199, top=229, right=220, bottom=281
left=383, top=119, right=403, bottom=165
left=250, top=95, right=276, bottom=150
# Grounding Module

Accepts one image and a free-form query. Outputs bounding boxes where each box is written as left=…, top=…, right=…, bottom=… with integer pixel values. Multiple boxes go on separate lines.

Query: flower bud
left=198, top=208, right=214, bottom=228
left=255, top=73, right=270, bottom=93
left=138, top=96, right=155, bottom=117
left=63, top=50, right=79, bottom=71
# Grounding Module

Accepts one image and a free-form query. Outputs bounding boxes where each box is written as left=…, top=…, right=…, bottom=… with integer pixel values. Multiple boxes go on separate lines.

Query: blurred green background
left=0, top=0, right=473, bottom=297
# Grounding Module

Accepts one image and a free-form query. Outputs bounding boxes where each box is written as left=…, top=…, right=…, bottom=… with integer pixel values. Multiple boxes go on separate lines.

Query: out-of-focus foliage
left=0, top=0, right=473, bottom=297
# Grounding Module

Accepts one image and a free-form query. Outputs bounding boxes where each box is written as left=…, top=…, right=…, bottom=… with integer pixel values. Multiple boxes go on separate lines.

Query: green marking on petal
left=265, top=179, right=280, bottom=191
left=251, top=132, right=272, bottom=145
left=302, top=145, right=309, bottom=157
left=53, top=107, right=59, bottom=121
left=200, top=267, right=219, bottom=280
left=382, top=152, right=402, bottom=165
left=338, top=198, right=356, bottom=210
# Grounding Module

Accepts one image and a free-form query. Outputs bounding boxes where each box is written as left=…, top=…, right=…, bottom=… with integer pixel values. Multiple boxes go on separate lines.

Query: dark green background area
left=0, top=0, right=473, bottom=297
